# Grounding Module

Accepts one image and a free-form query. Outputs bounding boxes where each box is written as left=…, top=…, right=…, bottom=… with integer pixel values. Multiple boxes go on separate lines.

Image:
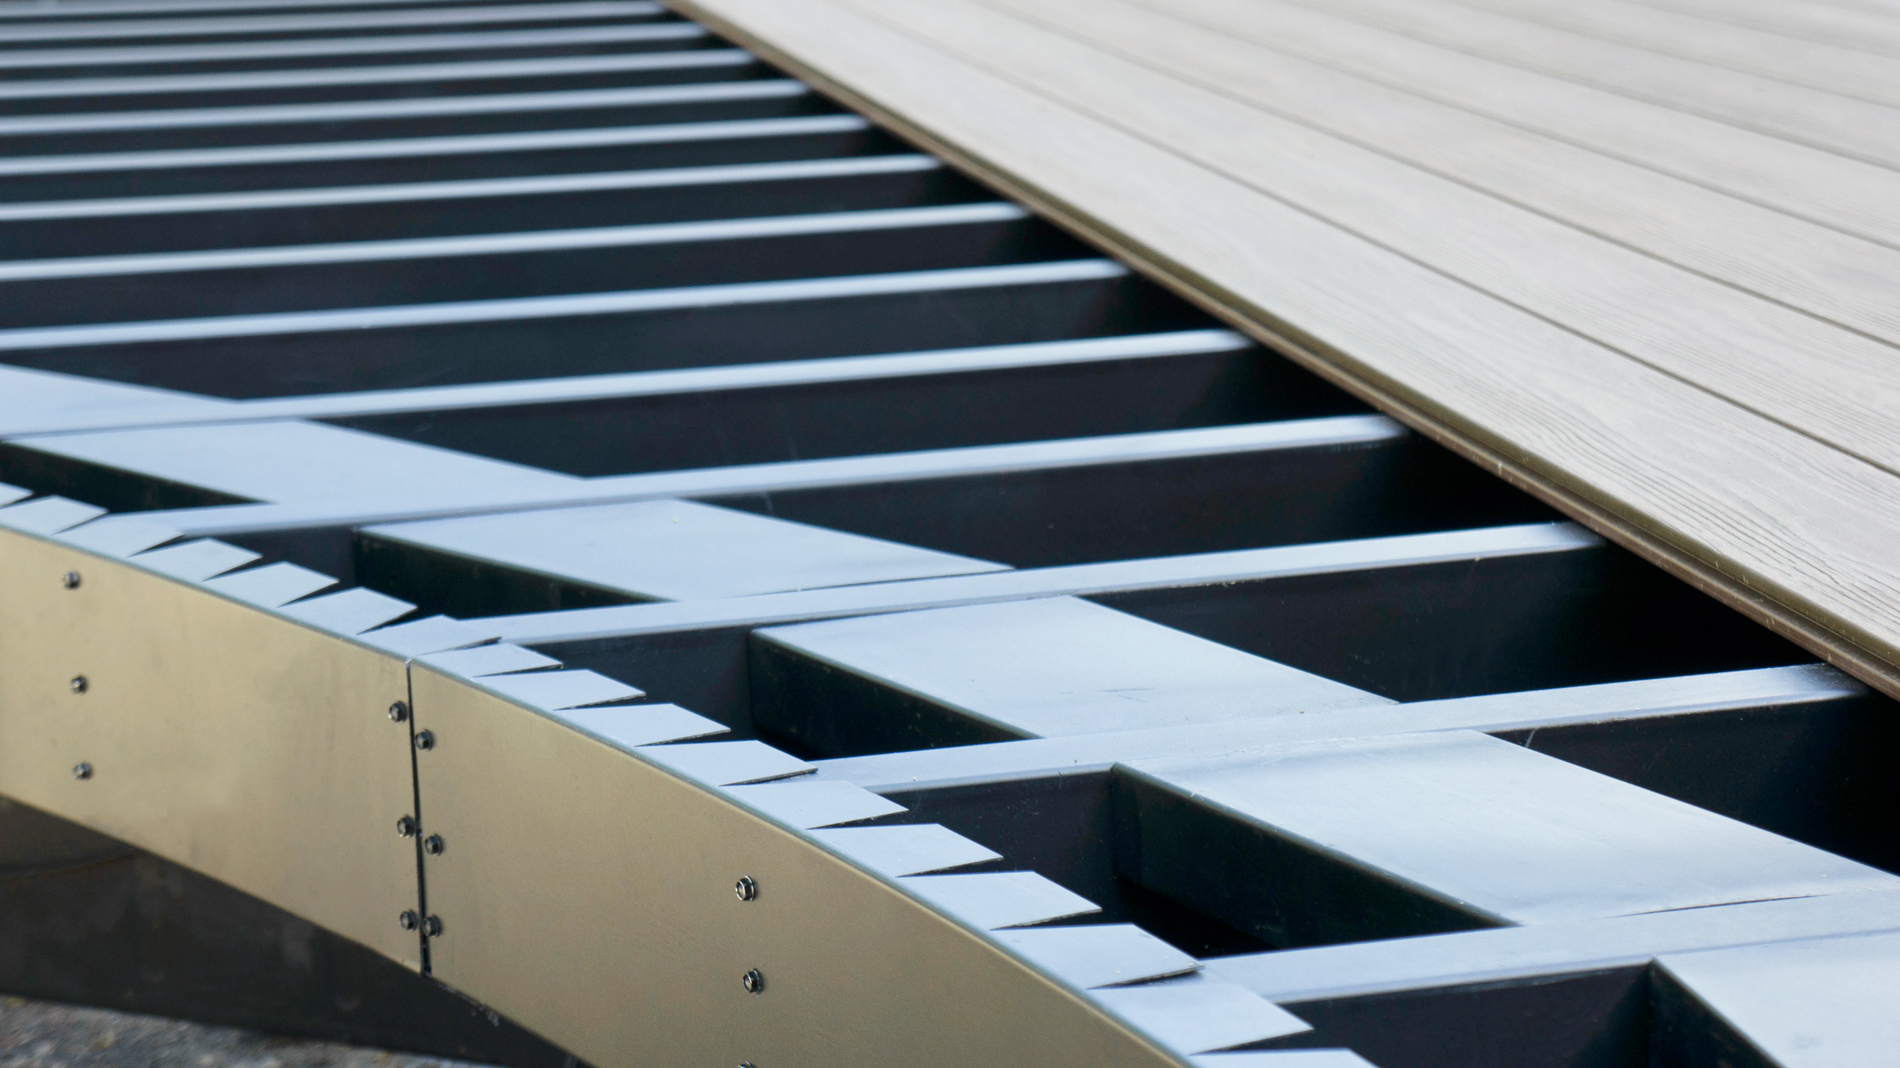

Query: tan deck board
left=1139, top=0, right=1900, bottom=250
left=1449, top=0, right=1900, bottom=107
left=1629, top=0, right=1900, bottom=57
left=1278, top=0, right=1900, bottom=170
left=1000, top=0, right=1900, bottom=362
left=673, top=0, right=1900, bottom=696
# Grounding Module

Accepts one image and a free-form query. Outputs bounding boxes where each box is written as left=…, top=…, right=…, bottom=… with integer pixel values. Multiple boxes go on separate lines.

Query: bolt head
left=61, top=571, right=81, bottom=590
left=69, top=676, right=87, bottom=694
left=734, top=875, right=758, bottom=902
left=398, top=910, right=419, bottom=931
left=396, top=816, right=417, bottom=838
left=422, top=915, right=443, bottom=938
left=387, top=701, right=409, bottom=723
left=72, top=762, right=92, bottom=781
left=414, top=730, right=435, bottom=751
left=741, top=968, right=764, bottom=995
left=423, top=834, right=445, bottom=856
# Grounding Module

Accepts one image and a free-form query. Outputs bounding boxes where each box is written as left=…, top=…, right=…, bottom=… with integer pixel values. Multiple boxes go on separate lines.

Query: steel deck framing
left=0, top=2, right=1895, bottom=1066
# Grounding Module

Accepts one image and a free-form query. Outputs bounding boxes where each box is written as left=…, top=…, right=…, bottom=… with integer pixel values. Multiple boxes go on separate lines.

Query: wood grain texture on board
left=1134, top=0, right=1900, bottom=251
left=1064, top=0, right=1900, bottom=351
left=1444, top=0, right=1900, bottom=109
left=668, top=0, right=1900, bottom=699
left=980, top=0, right=1900, bottom=440
left=1629, top=0, right=1900, bottom=58
left=1271, top=0, right=1900, bottom=170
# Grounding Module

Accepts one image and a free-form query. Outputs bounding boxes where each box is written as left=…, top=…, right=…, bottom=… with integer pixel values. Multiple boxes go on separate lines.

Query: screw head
left=734, top=875, right=758, bottom=902
left=423, top=834, right=445, bottom=856
left=61, top=571, right=81, bottom=590
left=396, top=816, right=417, bottom=838
left=414, top=730, right=435, bottom=751
left=741, top=968, right=764, bottom=995
left=387, top=701, right=409, bottom=723
left=422, top=915, right=443, bottom=938
left=72, top=762, right=92, bottom=781
left=398, top=910, right=419, bottom=931
left=69, top=676, right=87, bottom=694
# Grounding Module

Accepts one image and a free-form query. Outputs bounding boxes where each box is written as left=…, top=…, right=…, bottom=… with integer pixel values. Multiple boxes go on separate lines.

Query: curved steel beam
left=0, top=503, right=1305, bottom=1066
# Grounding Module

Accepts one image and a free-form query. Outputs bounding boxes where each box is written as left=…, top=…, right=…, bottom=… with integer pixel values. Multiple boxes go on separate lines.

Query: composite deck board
left=1619, top=0, right=1900, bottom=57
left=1271, top=0, right=1900, bottom=170
left=1448, top=0, right=1900, bottom=108
left=982, top=0, right=1900, bottom=403
left=674, top=0, right=1900, bottom=697
left=1064, top=0, right=1900, bottom=332
left=1135, top=0, right=1900, bottom=251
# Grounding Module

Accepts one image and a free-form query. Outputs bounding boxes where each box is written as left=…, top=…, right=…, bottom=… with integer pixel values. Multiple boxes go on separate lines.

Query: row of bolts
left=60, top=567, right=772, bottom=1061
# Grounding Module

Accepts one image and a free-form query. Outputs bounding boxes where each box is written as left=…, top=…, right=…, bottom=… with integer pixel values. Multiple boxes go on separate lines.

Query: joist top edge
left=0, top=114, right=872, bottom=178
left=808, top=662, right=1860, bottom=796
left=1202, top=888, right=1900, bottom=1004
left=479, top=520, right=1597, bottom=645
left=0, top=0, right=664, bottom=19
left=0, top=155, right=942, bottom=224
left=0, top=1, right=664, bottom=42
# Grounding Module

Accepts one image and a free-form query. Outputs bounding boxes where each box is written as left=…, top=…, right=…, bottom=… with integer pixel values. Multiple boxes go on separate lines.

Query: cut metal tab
left=358, top=614, right=499, bottom=657
left=201, top=561, right=338, bottom=607
left=478, top=668, right=643, bottom=710
left=0, top=497, right=107, bottom=535
left=52, top=515, right=179, bottom=557
left=898, top=871, right=1100, bottom=930
left=810, top=824, right=1001, bottom=876
left=278, top=586, right=415, bottom=635
left=132, top=537, right=260, bottom=581
left=992, top=925, right=1200, bottom=989
left=723, top=779, right=907, bottom=829
left=417, top=642, right=561, bottom=678
left=1089, top=975, right=1312, bottom=1055
left=552, top=702, right=730, bottom=749
left=1191, top=1053, right=1377, bottom=1067
left=637, top=740, right=815, bottom=786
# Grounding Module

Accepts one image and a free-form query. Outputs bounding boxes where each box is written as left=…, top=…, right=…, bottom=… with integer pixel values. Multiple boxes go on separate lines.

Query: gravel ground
left=0, top=997, right=497, bottom=1068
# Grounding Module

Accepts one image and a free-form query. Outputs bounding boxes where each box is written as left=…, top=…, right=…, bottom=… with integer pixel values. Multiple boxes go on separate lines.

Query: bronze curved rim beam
left=0, top=515, right=1302, bottom=1067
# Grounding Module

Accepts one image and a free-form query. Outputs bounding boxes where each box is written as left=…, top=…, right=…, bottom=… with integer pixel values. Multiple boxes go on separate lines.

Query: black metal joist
left=0, top=2, right=1894, bottom=1067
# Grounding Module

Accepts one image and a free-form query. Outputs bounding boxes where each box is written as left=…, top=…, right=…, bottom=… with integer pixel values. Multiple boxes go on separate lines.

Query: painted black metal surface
left=1, top=1, right=1894, bottom=1065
